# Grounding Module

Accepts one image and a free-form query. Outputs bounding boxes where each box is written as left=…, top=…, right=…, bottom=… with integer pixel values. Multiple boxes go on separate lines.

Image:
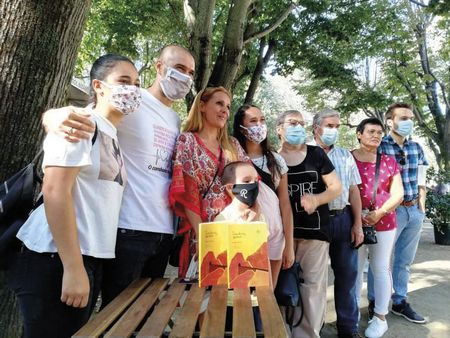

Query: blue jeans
left=367, top=205, right=424, bottom=304
left=329, top=208, right=359, bottom=335
left=101, top=228, right=173, bottom=307
left=9, top=247, right=102, bottom=338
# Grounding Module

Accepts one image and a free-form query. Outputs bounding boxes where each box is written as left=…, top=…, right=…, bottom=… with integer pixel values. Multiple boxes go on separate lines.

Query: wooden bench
left=73, top=278, right=288, bottom=338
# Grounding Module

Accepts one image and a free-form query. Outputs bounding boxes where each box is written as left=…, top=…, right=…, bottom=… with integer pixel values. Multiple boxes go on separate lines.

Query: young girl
left=233, top=104, right=294, bottom=286
left=10, top=54, right=141, bottom=338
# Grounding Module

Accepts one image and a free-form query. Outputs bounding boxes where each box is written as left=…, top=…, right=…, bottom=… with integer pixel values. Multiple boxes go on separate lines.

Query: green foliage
left=75, top=0, right=188, bottom=84
left=426, top=167, right=450, bottom=232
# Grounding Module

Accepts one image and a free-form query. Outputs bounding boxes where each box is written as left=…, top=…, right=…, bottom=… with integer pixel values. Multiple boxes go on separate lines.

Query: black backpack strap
left=91, top=122, right=98, bottom=145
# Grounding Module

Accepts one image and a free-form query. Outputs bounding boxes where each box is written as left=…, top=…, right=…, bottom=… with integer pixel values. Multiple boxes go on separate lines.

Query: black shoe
left=391, top=300, right=426, bottom=324
left=338, top=333, right=362, bottom=338
left=368, top=299, right=375, bottom=321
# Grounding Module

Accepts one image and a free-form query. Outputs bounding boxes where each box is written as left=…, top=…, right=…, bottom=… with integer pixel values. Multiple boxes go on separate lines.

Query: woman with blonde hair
left=169, top=86, right=249, bottom=277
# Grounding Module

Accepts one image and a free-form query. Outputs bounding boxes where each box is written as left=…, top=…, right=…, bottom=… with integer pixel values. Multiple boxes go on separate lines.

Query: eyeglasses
left=397, top=149, right=406, bottom=165
left=283, top=120, right=305, bottom=127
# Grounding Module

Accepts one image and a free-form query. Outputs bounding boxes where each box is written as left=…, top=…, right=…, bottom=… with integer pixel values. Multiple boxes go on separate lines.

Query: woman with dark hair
left=233, top=104, right=294, bottom=286
left=11, top=54, right=141, bottom=338
left=169, top=86, right=249, bottom=278
left=352, top=117, right=404, bottom=338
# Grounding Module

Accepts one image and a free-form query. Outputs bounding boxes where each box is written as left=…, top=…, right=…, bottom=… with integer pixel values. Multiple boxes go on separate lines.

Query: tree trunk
left=244, top=38, right=275, bottom=104
left=0, top=0, right=92, bottom=335
left=186, top=0, right=215, bottom=93
left=208, top=0, right=253, bottom=90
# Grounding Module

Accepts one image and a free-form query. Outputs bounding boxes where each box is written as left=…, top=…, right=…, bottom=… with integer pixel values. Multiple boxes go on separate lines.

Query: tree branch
left=409, top=0, right=428, bottom=8
left=243, top=3, right=296, bottom=45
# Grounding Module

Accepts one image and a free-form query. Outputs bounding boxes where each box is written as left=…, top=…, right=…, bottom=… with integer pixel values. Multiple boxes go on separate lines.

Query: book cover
left=198, top=221, right=228, bottom=287
left=228, top=222, right=270, bottom=288
left=199, top=221, right=270, bottom=289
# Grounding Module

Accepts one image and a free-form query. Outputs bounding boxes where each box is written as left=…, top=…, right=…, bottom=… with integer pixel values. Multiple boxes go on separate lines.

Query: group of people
left=8, top=44, right=428, bottom=338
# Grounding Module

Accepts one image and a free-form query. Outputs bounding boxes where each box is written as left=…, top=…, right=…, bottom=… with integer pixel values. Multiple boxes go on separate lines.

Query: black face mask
left=231, top=182, right=259, bottom=207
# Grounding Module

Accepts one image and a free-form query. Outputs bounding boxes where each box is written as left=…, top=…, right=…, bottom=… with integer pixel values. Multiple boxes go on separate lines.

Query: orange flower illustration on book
left=229, top=242, right=269, bottom=288
left=200, top=250, right=227, bottom=286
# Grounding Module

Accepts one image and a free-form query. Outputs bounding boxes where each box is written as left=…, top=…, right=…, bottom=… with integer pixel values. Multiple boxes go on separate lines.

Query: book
left=199, top=221, right=270, bottom=289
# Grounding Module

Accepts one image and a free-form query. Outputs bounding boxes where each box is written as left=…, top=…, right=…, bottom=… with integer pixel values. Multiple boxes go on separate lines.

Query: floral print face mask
left=100, top=81, right=142, bottom=115
left=240, top=124, right=267, bottom=144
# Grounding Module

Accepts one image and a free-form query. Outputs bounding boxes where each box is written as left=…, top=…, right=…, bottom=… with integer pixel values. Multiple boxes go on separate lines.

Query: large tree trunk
left=208, top=0, right=253, bottom=90
left=0, top=1, right=92, bottom=335
left=186, top=0, right=215, bottom=92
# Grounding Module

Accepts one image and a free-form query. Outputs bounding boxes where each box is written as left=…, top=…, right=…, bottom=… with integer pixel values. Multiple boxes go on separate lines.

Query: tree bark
left=208, top=0, right=253, bottom=90
left=244, top=38, right=276, bottom=104
left=0, top=0, right=92, bottom=335
left=186, top=0, right=215, bottom=92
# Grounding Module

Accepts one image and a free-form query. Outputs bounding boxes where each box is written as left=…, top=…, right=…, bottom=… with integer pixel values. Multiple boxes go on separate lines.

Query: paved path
left=322, top=222, right=450, bottom=338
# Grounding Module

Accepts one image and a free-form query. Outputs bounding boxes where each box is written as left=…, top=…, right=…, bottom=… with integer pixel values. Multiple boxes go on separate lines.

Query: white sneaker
left=364, top=316, right=388, bottom=338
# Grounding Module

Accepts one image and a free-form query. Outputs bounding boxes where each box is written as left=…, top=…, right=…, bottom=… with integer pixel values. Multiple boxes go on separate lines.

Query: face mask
left=285, top=125, right=306, bottom=145
left=232, top=182, right=259, bottom=207
left=395, top=120, right=414, bottom=137
left=320, top=127, right=339, bottom=146
left=240, top=124, right=267, bottom=144
left=100, top=81, right=141, bottom=115
left=160, top=66, right=193, bottom=101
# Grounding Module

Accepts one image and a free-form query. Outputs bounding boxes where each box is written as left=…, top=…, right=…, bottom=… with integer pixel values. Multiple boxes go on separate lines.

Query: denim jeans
left=101, top=228, right=173, bottom=307
left=367, top=205, right=424, bottom=304
left=329, top=208, right=359, bottom=335
left=9, top=247, right=102, bottom=338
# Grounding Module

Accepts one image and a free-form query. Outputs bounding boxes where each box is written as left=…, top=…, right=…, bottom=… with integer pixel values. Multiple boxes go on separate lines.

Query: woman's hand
left=363, top=209, right=383, bottom=225
left=281, top=244, right=295, bottom=269
left=61, top=265, right=90, bottom=308
left=300, top=194, right=318, bottom=214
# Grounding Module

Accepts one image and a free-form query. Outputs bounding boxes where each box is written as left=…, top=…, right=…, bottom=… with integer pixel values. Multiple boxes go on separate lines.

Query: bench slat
left=200, top=285, right=228, bottom=338
left=72, top=278, right=151, bottom=338
left=168, top=283, right=205, bottom=338
left=256, top=286, right=288, bottom=338
left=137, top=279, right=186, bottom=338
left=104, top=278, right=169, bottom=338
left=233, top=288, right=256, bottom=338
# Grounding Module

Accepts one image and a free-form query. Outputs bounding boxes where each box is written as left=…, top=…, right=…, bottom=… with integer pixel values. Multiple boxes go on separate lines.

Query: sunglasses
left=398, top=149, right=406, bottom=165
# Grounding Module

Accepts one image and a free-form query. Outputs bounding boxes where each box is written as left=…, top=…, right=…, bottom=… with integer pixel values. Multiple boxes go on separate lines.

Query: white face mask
left=160, top=66, right=193, bottom=101
left=100, top=81, right=141, bottom=115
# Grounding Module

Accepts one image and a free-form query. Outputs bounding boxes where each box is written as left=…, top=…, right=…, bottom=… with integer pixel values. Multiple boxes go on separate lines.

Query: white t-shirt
left=251, top=152, right=288, bottom=188
left=17, top=112, right=126, bottom=258
left=117, top=89, right=180, bottom=234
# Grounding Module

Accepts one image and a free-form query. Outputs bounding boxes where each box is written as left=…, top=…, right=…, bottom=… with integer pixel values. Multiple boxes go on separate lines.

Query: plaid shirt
left=327, top=146, right=362, bottom=210
left=380, top=134, right=428, bottom=202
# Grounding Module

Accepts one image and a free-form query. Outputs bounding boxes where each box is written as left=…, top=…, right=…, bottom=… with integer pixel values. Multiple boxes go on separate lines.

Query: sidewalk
left=322, top=221, right=450, bottom=338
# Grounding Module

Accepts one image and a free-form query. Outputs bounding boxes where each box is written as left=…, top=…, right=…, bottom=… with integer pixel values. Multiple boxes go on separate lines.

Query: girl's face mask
left=241, top=124, right=267, bottom=144
left=100, top=81, right=142, bottom=115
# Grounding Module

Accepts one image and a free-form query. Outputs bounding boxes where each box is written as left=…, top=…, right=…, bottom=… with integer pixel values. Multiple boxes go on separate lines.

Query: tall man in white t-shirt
left=43, top=45, right=195, bottom=306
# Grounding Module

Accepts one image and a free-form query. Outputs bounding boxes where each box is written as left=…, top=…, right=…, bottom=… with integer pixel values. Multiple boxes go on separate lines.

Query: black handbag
left=274, top=262, right=304, bottom=328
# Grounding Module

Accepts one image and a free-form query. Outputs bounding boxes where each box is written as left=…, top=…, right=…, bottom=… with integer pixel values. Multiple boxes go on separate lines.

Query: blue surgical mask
left=285, top=125, right=306, bottom=145
left=320, top=127, right=339, bottom=146
left=395, top=120, right=414, bottom=137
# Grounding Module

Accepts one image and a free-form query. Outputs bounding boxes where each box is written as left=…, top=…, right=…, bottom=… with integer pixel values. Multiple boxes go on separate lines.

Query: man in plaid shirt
left=367, top=102, right=428, bottom=324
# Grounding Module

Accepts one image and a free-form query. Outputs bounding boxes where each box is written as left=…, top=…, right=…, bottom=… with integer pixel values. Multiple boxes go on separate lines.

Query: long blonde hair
left=183, top=86, right=238, bottom=161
